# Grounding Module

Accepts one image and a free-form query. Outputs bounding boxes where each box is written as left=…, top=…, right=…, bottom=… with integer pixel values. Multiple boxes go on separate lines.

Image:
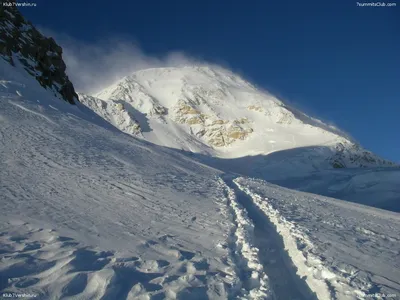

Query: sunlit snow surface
left=1, top=58, right=399, bottom=299
left=0, top=59, right=239, bottom=299
left=86, top=66, right=355, bottom=159
left=233, top=177, right=400, bottom=300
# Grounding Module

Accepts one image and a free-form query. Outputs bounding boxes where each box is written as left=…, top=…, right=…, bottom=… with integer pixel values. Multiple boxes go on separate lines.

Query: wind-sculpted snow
left=0, top=221, right=235, bottom=300
left=235, top=177, right=400, bottom=300
left=0, top=59, right=241, bottom=299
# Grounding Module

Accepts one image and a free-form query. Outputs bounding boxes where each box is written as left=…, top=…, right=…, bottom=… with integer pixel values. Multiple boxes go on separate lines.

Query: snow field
left=0, top=58, right=241, bottom=300
left=234, top=177, right=400, bottom=300
left=0, top=221, right=236, bottom=300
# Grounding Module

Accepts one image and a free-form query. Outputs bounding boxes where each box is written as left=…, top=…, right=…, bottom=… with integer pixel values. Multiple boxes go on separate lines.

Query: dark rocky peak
left=0, top=0, right=78, bottom=104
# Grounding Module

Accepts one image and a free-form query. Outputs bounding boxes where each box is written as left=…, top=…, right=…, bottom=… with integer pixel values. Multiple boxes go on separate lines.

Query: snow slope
left=0, top=58, right=246, bottom=299
left=1, top=55, right=400, bottom=300
left=268, top=168, right=400, bottom=212
left=231, top=176, right=400, bottom=300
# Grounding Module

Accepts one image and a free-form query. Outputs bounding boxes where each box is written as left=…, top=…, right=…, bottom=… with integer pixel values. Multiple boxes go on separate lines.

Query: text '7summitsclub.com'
left=356, top=1, right=397, bottom=7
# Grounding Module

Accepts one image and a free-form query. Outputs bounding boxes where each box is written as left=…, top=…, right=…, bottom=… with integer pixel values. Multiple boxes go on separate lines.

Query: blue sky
left=22, top=0, right=399, bottom=162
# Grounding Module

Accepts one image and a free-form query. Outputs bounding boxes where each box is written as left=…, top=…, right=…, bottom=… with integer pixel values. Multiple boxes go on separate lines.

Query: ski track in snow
left=234, top=177, right=400, bottom=300
left=220, top=176, right=317, bottom=300
left=218, top=178, right=273, bottom=299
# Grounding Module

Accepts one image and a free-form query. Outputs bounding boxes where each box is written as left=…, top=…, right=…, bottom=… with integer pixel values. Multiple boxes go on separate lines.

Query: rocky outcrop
left=247, top=105, right=263, bottom=112
left=329, top=142, right=395, bottom=168
left=0, top=0, right=78, bottom=104
left=95, top=79, right=167, bottom=117
left=204, top=122, right=253, bottom=147
left=78, top=93, right=141, bottom=135
left=174, top=100, right=253, bottom=147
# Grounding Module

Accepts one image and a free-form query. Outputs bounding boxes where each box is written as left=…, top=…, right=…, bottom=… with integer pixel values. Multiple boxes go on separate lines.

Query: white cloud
left=38, top=28, right=202, bottom=93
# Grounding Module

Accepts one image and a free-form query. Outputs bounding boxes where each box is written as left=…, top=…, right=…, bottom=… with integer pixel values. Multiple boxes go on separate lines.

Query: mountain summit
left=79, top=65, right=395, bottom=170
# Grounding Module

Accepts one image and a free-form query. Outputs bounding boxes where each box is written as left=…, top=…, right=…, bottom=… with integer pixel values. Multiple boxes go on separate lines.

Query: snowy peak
left=80, top=65, right=395, bottom=169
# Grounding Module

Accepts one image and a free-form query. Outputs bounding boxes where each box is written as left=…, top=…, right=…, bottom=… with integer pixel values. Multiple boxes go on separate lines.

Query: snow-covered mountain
left=1, top=4, right=400, bottom=300
left=79, top=66, right=395, bottom=172
left=78, top=67, right=400, bottom=212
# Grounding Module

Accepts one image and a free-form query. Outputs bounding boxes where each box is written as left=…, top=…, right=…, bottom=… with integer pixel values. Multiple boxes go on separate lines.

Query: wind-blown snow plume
left=37, top=28, right=203, bottom=94
left=36, top=27, right=356, bottom=141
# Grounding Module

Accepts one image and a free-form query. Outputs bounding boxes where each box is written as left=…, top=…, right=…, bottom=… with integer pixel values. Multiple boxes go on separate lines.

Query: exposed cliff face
left=173, top=101, right=253, bottom=147
left=0, top=1, right=78, bottom=104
